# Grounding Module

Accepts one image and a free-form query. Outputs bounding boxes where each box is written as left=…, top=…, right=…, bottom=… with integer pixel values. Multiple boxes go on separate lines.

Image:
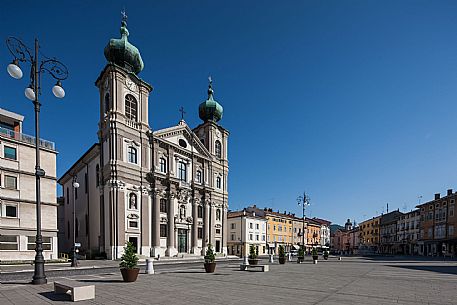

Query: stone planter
left=248, top=258, right=259, bottom=265
left=120, top=268, right=140, bottom=282
left=204, top=262, right=216, bottom=273
left=279, top=256, right=286, bottom=264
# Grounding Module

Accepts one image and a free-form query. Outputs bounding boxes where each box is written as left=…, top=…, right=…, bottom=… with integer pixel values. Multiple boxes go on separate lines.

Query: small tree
left=311, top=248, right=318, bottom=257
left=119, top=242, right=139, bottom=269
left=298, top=246, right=305, bottom=258
left=204, top=244, right=216, bottom=263
left=249, top=244, right=257, bottom=259
left=278, top=245, right=285, bottom=258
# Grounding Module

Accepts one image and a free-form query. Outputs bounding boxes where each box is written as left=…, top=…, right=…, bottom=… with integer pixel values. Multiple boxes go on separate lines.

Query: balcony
left=0, top=127, right=55, bottom=150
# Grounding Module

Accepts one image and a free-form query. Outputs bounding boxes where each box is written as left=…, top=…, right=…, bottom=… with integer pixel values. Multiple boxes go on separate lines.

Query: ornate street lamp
left=297, top=192, right=310, bottom=250
left=6, top=37, right=68, bottom=285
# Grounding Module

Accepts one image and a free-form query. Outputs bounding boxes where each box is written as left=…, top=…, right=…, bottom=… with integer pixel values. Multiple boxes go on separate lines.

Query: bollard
left=338, top=257, right=342, bottom=261
left=288, top=253, right=292, bottom=262
left=243, top=256, right=249, bottom=265
left=157, top=254, right=160, bottom=261
left=269, top=254, right=274, bottom=263
left=145, top=258, right=155, bottom=274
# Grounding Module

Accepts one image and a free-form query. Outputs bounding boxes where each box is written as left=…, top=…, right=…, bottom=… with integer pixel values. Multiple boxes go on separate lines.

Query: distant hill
left=329, top=224, right=344, bottom=234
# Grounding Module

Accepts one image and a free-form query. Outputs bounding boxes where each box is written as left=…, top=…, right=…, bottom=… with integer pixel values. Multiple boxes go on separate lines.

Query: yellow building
left=359, top=216, right=381, bottom=253
left=306, top=218, right=321, bottom=250
left=246, top=206, right=294, bottom=254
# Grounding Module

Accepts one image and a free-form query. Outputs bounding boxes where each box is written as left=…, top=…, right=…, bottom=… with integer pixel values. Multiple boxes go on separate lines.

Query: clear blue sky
left=1, top=1, right=457, bottom=225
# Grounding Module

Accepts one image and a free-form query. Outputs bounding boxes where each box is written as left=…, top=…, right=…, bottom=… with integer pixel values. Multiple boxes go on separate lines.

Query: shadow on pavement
left=387, top=264, right=457, bottom=275
left=39, top=291, right=72, bottom=302
left=78, top=279, right=124, bottom=283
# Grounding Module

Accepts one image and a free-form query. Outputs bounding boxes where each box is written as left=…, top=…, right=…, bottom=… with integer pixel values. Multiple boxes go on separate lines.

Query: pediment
left=153, top=122, right=212, bottom=158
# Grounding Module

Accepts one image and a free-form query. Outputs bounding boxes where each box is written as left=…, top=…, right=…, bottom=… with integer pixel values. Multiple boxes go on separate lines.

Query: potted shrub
left=204, top=244, right=216, bottom=273
left=297, top=246, right=305, bottom=263
left=120, top=242, right=140, bottom=282
left=312, top=248, right=318, bottom=264
left=278, top=245, right=286, bottom=264
left=248, top=244, right=259, bottom=265
left=323, top=250, right=329, bottom=260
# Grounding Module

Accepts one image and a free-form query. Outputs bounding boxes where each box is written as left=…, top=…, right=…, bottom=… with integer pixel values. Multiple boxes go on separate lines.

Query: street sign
left=74, top=243, right=81, bottom=247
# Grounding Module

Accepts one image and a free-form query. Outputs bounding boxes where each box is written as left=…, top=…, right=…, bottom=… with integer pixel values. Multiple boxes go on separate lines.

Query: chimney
left=435, top=193, right=441, bottom=200
left=253, top=204, right=257, bottom=208
left=447, top=189, right=453, bottom=196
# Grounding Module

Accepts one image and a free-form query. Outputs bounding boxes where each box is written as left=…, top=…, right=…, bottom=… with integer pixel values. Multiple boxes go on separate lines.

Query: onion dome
left=104, top=19, right=144, bottom=74
left=199, top=77, right=223, bottom=122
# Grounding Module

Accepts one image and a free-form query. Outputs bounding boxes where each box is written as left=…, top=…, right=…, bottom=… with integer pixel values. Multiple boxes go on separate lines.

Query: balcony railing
left=0, top=127, right=55, bottom=150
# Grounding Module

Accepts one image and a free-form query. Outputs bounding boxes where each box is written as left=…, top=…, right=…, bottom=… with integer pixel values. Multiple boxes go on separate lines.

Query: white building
left=58, top=18, right=229, bottom=260
left=0, top=108, right=58, bottom=261
left=227, top=210, right=267, bottom=257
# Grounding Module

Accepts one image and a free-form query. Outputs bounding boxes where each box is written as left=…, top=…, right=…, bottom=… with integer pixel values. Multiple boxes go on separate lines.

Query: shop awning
left=267, top=244, right=275, bottom=248
left=292, top=245, right=300, bottom=250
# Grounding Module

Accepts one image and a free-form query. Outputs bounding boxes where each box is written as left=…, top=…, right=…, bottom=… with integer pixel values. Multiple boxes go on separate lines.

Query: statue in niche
left=179, top=205, right=186, bottom=220
left=129, top=193, right=137, bottom=210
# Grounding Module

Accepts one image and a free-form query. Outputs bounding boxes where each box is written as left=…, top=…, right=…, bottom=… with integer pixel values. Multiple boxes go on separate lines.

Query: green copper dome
left=104, top=20, right=144, bottom=74
left=199, top=79, right=223, bottom=122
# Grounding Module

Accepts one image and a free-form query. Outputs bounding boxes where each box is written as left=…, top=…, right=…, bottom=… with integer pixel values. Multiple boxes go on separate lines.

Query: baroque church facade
left=58, top=18, right=229, bottom=259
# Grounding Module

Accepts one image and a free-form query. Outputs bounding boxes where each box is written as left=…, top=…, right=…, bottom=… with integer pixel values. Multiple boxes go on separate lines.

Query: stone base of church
left=166, top=246, right=178, bottom=257
left=222, top=247, right=228, bottom=256
left=151, top=246, right=165, bottom=258
left=191, top=246, right=201, bottom=255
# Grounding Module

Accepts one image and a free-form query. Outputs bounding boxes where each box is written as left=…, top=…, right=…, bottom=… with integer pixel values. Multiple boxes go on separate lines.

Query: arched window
left=127, top=146, right=137, bottom=164
left=196, top=170, right=202, bottom=183
left=216, top=176, right=221, bottom=189
left=198, top=205, right=203, bottom=218
left=160, top=158, right=167, bottom=173
left=95, top=164, right=100, bottom=187
left=125, top=94, right=138, bottom=121
left=160, top=198, right=167, bottom=213
left=216, top=209, right=221, bottom=221
left=104, top=93, right=110, bottom=114
left=129, top=193, right=138, bottom=210
left=178, top=161, right=187, bottom=182
left=215, top=140, right=221, bottom=158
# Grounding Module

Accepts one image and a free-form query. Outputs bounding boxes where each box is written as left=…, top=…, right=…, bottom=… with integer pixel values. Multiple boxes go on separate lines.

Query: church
left=58, top=17, right=229, bottom=260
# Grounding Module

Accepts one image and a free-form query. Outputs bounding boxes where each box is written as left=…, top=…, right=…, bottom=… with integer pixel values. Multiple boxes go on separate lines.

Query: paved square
left=1, top=257, right=456, bottom=304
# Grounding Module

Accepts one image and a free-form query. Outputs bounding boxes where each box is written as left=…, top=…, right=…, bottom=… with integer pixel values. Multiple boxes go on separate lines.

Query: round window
left=179, top=139, right=187, bottom=148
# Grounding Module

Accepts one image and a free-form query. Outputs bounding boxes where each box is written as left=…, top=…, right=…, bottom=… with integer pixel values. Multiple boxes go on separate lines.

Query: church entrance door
left=178, top=229, right=188, bottom=253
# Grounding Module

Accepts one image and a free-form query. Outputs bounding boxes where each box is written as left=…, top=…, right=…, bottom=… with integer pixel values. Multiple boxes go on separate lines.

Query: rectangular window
left=262, top=235, right=265, bottom=241
left=27, top=236, right=52, bottom=251
left=216, top=229, right=221, bottom=234
left=0, top=235, right=18, bottom=250
left=5, top=205, right=17, bottom=218
left=5, top=175, right=17, bottom=189
left=231, top=223, right=236, bottom=229
left=249, top=234, right=253, bottom=240
left=198, top=228, right=203, bottom=239
left=256, top=224, right=259, bottom=230
left=4, top=146, right=17, bottom=160
left=256, top=234, right=259, bottom=241
left=160, top=224, right=167, bottom=237
left=249, top=223, right=253, bottom=229
left=129, top=221, right=138, bottom=228
left=449, top=226, right=454, bottom=236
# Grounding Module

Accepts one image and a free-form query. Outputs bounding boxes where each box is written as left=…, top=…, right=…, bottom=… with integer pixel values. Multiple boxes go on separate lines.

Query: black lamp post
left=297, top=192, right=310, bottom=250
left=6, top=37, right=68, bottom=285
left=71, top=176, right=80, bottom=267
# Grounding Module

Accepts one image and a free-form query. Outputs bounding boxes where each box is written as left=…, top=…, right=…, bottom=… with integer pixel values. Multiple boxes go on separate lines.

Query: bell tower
left=94, top=13, right=153, bottom=259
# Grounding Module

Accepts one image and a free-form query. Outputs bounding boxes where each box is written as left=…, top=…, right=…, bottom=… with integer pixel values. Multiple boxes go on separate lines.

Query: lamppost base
left=31, top=277, right=47, bottom=285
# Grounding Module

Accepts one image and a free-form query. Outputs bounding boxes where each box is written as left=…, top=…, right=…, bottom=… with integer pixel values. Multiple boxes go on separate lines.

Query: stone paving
left=1, top=256, right=457, bottom=304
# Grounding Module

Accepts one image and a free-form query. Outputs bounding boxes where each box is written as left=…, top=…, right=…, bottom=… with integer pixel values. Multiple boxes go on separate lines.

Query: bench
left=54, top=279, right=95, bottom=302
left=239, top=264, right=269, bottom=272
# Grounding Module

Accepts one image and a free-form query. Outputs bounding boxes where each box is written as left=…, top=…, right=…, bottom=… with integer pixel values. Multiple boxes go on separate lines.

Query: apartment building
left=0, top=108, right=58, bottom=261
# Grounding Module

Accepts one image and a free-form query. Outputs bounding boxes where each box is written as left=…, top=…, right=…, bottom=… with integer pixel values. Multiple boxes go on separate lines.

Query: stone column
left=151, top=190, right=161, bottom=257
left=210, top=203, right=216, bottom=247
left=191, top=197, right=199, bottom=254
left=222, top=204, right=228, bottom=255
left=166, top=192, right=177, bottom=257
left=202, top=198, right=210, bottom=255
